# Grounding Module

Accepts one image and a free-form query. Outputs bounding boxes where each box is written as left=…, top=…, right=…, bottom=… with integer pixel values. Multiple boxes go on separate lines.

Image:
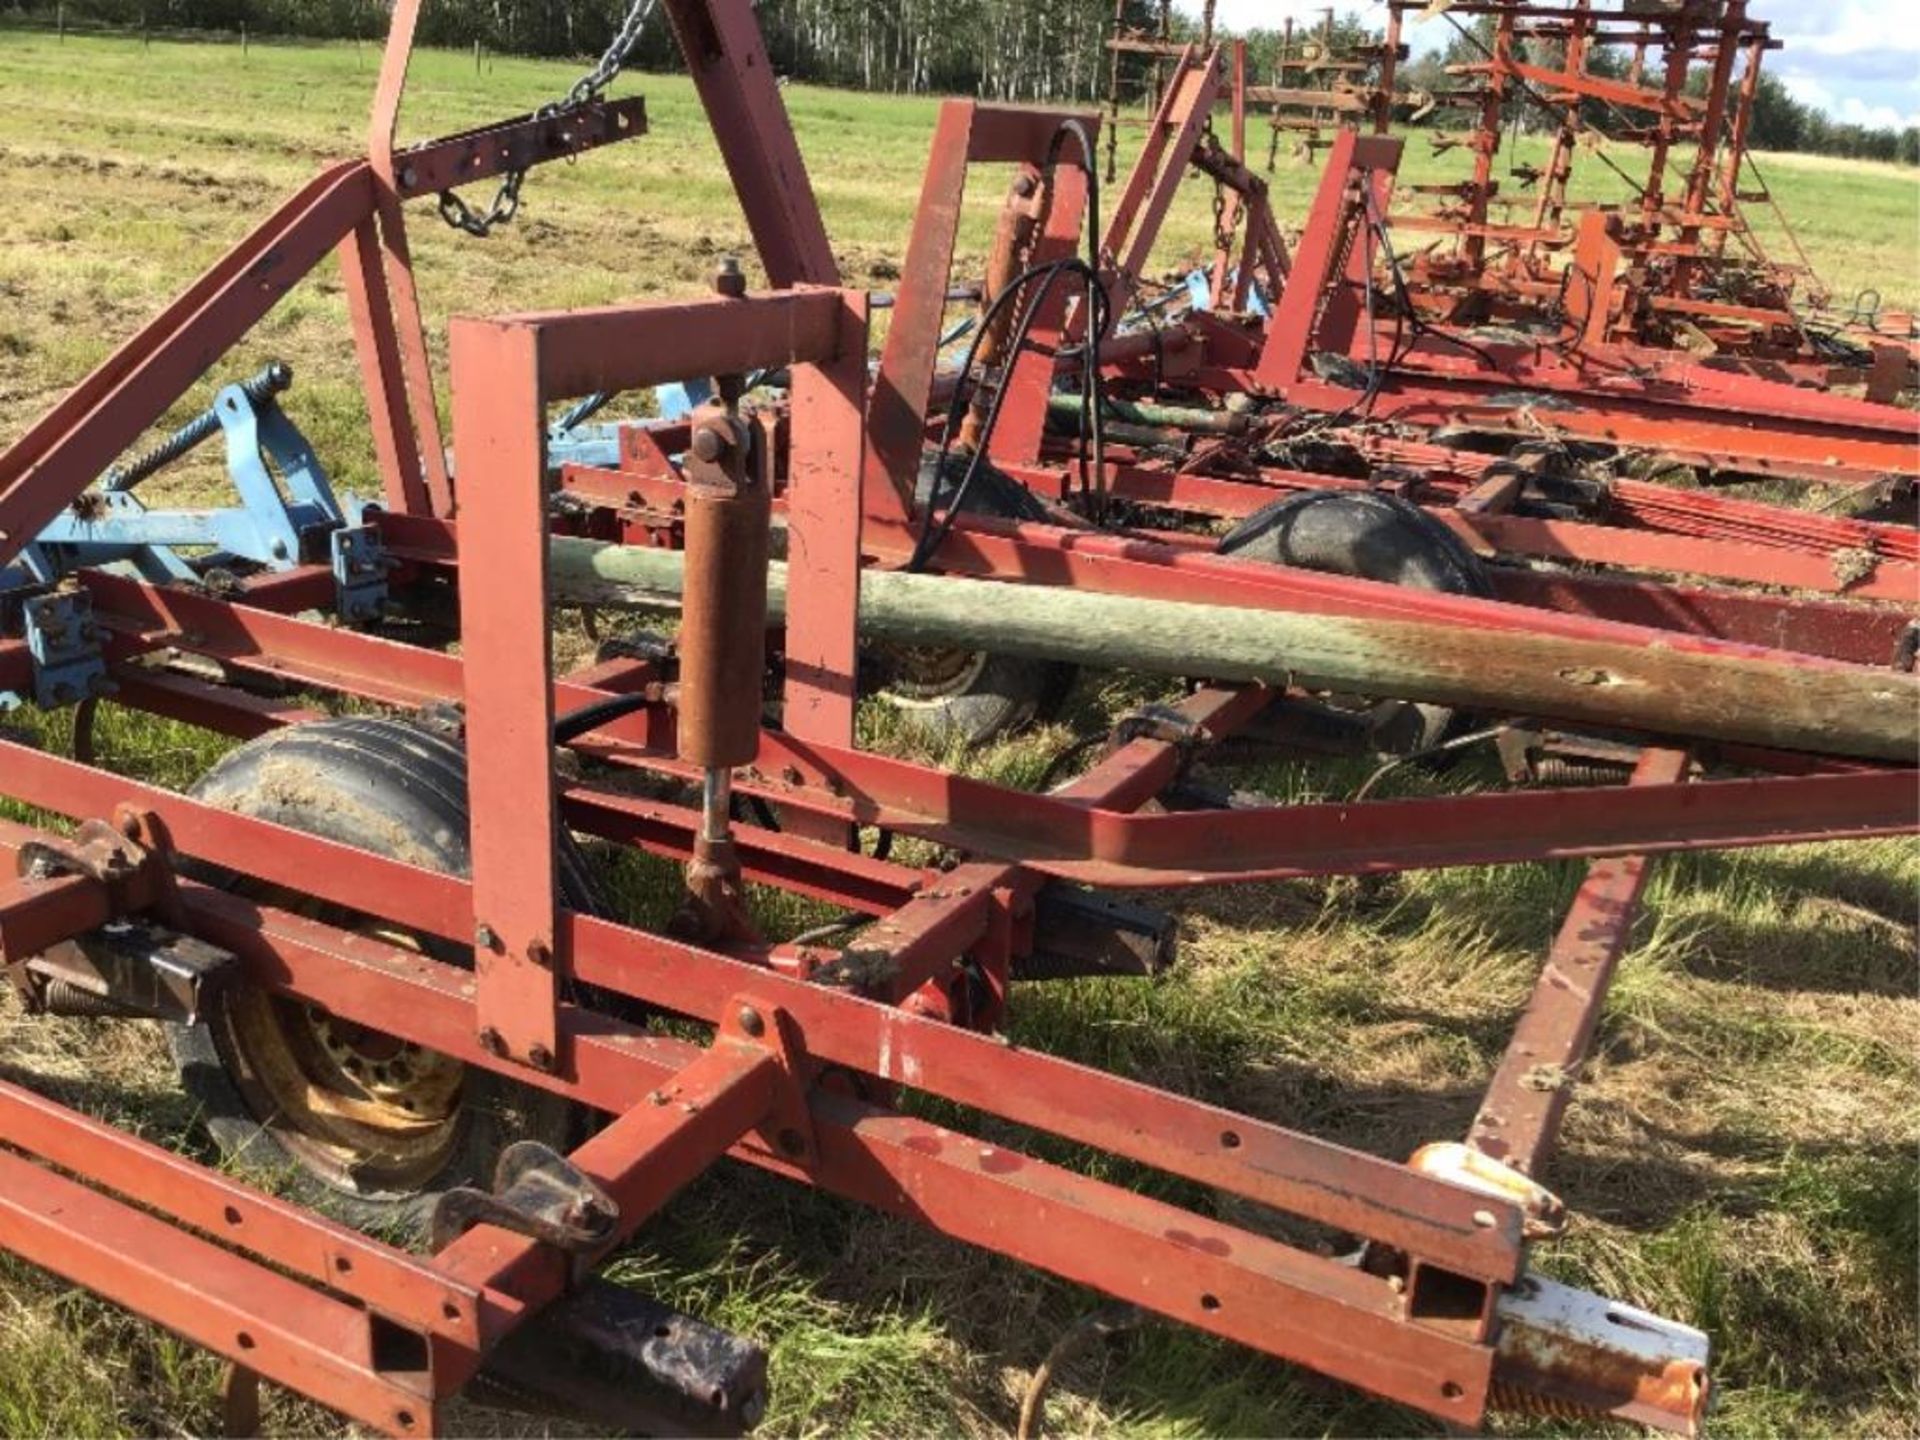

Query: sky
left=1178, top=1, right=1920, bottom=130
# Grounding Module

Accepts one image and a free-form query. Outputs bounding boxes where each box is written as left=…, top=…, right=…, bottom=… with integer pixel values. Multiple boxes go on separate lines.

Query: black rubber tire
left=168, top=716, right=595, bottom=1237
left=874, top=451, right=1078, bottom=747
left=1218, top=490, right=1493, bottom=753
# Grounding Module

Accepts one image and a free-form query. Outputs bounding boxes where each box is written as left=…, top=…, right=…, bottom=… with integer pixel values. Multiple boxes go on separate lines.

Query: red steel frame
left=1071, top=33, right=1920, bottom=491
left=4, top=281, right=1910, bottom=1431
left=0, top=4, right=1914, bottom=1436
left=762, top=90, right=1915, bottom=677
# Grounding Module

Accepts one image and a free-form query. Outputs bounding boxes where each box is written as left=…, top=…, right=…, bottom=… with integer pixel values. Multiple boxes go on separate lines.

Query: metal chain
left=1211, top=177, right=1231, bottom=252
left=1200, top=111, right=1240, bottom=259
left=439, top=0, right=661, bottom=238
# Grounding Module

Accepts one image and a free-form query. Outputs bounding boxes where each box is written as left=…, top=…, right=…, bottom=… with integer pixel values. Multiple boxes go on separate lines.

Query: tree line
left=5, top=0, right=1159, bottom=101
left=9, top=0, right=1913, bottom=164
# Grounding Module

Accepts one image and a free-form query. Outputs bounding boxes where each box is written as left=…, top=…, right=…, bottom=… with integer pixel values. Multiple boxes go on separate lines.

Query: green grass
left=0, top=28, right=1916, bottom=1440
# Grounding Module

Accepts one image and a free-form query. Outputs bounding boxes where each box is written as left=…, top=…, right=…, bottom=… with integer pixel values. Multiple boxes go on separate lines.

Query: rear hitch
left=474, top=1277, right=769, bottom=1437
left=1492, top=1274, right=1711, bottom=1436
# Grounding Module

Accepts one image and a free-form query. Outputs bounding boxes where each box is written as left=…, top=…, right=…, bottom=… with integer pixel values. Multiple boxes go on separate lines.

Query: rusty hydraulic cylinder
left=669, top=264, right=773, bottom=949
left=672, top=396, right=768, bottom=946
left=956, top=168, right=1044, bottom=454
left=675, top=403, right=769, bottom=775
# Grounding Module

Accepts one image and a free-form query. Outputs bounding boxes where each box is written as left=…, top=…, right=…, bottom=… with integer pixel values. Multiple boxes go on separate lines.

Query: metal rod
left=702, top=767, right=733, bottom=844
left=102, top=361, right=293, bottom=492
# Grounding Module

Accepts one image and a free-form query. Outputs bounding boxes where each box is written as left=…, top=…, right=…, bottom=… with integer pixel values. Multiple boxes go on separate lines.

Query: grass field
left=1, top=30, right=1917, bottom=1440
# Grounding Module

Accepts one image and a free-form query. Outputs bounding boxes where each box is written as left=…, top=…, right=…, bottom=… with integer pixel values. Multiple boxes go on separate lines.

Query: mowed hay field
left=1, top=30, right=1917, bottom=1440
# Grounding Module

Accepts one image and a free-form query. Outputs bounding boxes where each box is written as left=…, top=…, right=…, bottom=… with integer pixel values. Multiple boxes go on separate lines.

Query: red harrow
left=0, top=3, right=1913, bottom=1435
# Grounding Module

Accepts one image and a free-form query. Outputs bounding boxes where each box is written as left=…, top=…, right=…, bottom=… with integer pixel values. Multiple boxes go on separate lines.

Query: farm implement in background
left=1206, top=0, right=1919, bottom=395
left=0, top=1, right=1914, bottom=1437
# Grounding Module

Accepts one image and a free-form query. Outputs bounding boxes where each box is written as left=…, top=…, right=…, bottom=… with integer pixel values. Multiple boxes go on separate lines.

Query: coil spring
left=102, top=361, right=292, bottom=492
left=1488, top=1381, right=1611, bottom=1426
left=1532, top=756, right=1634, bottom=789
left=38, top=978, right=141, bottom=1019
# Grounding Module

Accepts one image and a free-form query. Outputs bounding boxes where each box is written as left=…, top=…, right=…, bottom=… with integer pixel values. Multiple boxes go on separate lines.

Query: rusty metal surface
left=390, top=98, right=649, bottom=199
left=1468, top=749, right=1691, bottom=1178
left=449, top=319, right=561, bottom=1073
left=2, top=4, right=1914, bottom=1430
left=1494, top=1274, right=1710, bottom=1436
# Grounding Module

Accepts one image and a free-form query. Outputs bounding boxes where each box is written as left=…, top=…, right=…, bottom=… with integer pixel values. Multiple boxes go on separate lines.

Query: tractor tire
left=1218, top=489, right=1493, bottom=754
left=873, top=451, right=1077, bottom=747
left=168, top=716, right=596, bottom=1237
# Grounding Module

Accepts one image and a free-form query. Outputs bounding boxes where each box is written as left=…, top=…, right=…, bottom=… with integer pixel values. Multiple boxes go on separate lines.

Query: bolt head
left=477, top=1027, right=507, bottom=1057
left=474, top=923, right=499, bottom=951
left=736, top=1005, right=765, bottom=1038
left=527, top=1044, right=555, bottom=1071
left=690, top=424, right=731, bottom=463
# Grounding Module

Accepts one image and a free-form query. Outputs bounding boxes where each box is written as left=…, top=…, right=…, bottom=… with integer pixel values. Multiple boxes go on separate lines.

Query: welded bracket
left=21, top=590, right=108, bottom=709
left=718, top=996, right=816, bottom=1170
left=1408, top=1141, right=1566, bottom=1240
left=0, top=811, right=202, bottom=1013
left=428, top=1140, right=619, bottom=1256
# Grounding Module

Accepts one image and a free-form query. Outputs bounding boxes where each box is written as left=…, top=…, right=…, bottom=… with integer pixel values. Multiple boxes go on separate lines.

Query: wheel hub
left=877, top=641, right=989, bottom=704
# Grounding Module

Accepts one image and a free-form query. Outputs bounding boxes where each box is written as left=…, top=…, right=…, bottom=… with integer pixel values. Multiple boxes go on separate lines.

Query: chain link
left=438, top=0, right=661, bottom=238
left=1200, top=113, right=1240, bottom=260
left=1211, top=176, right=1232, bottom=255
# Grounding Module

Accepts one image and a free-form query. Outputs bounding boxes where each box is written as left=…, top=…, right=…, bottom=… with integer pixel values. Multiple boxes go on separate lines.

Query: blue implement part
left=330, top=524, right=390, bottom=625
left=27, top=383, right=347, bottom=581
left=652, top=377, right=714, bottom=421
left=1178, top=268, right=1269, bottom=318
left=20, top=590, right=108, bottom=709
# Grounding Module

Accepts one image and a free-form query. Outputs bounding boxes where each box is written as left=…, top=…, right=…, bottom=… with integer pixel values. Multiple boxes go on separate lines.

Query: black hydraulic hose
left=552, top=691, right=651, bottom=745
left=1048, top=117, right=1110, bottom=520
left=908, top=117, right=1115, bottom=572
left=907, top=257, right=1109, bottom=571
